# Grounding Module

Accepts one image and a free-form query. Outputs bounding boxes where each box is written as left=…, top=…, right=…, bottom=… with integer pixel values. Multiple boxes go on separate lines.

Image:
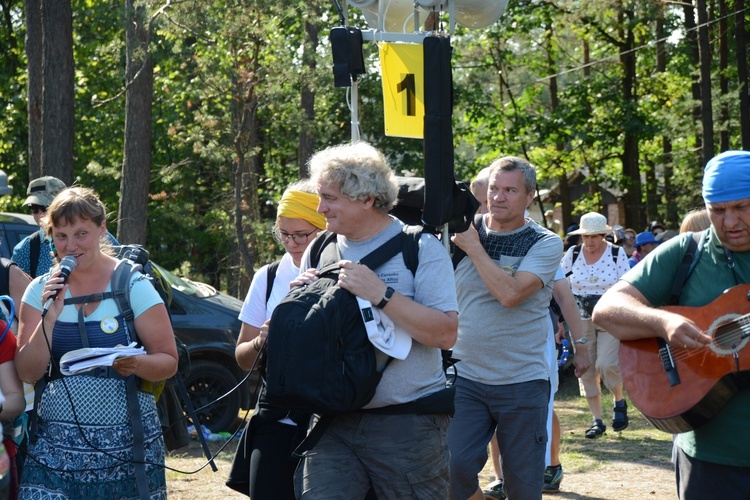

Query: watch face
left=101, top=317, right=119, bottom=334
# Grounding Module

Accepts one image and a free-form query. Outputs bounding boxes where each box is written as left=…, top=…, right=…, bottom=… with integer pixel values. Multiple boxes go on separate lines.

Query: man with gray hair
left=449, top=156, right=562, bottom=499
left=293, top=141, right=459, bottom=498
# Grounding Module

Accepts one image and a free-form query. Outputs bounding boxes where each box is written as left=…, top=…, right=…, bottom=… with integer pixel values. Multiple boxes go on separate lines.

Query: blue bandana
left=702, top=150, right=750, bottom=203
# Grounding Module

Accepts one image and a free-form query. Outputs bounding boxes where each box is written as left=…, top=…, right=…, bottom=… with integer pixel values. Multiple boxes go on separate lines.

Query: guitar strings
left=667, top=313, right=750, bottom=363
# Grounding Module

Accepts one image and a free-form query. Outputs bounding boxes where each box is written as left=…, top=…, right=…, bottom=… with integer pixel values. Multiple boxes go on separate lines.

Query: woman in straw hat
left=227, top=180, right=327, bottom=499
left=561, top=212, right=631, bottom=439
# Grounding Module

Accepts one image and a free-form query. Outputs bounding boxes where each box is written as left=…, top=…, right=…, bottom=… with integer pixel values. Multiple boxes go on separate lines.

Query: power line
left=456, top=5, right=750, bottom=92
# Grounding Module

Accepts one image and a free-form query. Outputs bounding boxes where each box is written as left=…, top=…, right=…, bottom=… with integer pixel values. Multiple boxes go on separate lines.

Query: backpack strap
left=265, top=260, right=281, bottom=304
left=0, top=258, right=14, bottom=297
left=309, top=232, right=338, bottom=269
left=29, top=230, right=41, bottom=278
left=65, top=260, right=138, bottom=342
left=657, top=230, right=705, bottom=388
left=399, top=225, right=423, bottom=276
left=611, top=244, right=619, bottom=263
left=451, top=213, right=483, bottom=269
left=0, top=258, right=17, bottom=328
left=312, top=226, right=422, bottom=276
left=669, top=231, right=704, bottom=306
left=565, top=244, right=583, bottom=278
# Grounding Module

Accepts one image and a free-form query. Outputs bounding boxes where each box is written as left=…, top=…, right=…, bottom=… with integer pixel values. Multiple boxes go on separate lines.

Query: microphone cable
left=22, top=302, right=268, bottom=475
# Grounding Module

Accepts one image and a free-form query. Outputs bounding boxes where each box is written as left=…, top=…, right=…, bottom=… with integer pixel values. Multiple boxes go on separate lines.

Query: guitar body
left=619, top=284, right=750, bottom=433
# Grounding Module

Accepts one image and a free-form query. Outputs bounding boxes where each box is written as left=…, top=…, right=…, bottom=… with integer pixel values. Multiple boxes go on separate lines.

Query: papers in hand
left=59, top=342, right=146, bottom=376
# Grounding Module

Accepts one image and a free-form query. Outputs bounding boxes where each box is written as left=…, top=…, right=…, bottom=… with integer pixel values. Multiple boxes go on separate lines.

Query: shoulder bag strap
left=265, top=260, right=281, bottom=304
left=29, top=231, right=41, bottom=278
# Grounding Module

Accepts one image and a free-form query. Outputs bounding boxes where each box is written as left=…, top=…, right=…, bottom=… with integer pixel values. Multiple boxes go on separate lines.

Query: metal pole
left=351, top=82, right=360, bottom=141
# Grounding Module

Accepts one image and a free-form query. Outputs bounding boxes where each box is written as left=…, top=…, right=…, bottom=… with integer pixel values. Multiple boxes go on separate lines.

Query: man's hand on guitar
left=664, top=312, right=712, bottom=350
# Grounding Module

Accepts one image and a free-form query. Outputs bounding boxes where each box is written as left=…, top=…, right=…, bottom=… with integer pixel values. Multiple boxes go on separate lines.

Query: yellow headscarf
left=277, top=190, right=326, bottom=229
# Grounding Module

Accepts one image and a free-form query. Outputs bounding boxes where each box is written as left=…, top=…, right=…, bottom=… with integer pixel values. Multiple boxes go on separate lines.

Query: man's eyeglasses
left=273, top=229, right=317, bottom=245
left=30, top=205, right=47, bottom=215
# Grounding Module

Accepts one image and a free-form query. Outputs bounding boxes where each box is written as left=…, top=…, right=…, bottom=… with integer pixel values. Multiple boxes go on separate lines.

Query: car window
left=152, top=262, right=213, bottom=299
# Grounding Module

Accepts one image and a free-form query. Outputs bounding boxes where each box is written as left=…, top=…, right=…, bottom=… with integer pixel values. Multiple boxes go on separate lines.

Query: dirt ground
left=166, top=389, right=677, bottom=499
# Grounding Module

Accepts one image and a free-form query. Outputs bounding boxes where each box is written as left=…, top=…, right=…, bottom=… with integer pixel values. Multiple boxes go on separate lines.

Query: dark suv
left=0, top=212, right=257, bottom=432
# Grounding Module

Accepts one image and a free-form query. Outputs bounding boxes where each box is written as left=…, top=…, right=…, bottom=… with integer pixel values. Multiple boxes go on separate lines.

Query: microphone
left=42, top=255, right=78, bottom=316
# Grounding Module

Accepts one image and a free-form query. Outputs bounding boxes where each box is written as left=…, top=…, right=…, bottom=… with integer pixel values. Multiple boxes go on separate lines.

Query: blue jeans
left=448, top=377, right=549, bottom=500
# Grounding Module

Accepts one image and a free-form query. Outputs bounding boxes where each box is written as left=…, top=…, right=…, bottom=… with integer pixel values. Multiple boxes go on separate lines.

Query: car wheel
left=183, top=359, right=241, bottom=433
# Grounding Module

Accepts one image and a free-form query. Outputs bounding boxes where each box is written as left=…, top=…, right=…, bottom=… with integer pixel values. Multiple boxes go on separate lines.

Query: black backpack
left=264, top=229, right=419, bottom=414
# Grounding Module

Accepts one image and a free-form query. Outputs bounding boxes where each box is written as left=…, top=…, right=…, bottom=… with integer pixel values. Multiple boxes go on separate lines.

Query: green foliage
left=0, top=0, right=28, bottom=193
left=2, top=0, right=747, bottom=293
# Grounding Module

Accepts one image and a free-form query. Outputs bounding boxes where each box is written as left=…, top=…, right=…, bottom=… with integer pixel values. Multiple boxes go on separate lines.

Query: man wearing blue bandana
left=594, top=150, right=750, bottom=499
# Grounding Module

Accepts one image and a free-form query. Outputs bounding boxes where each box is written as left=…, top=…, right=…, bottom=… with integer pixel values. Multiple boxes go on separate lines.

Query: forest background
left=0, top=0, right=748, bottom=297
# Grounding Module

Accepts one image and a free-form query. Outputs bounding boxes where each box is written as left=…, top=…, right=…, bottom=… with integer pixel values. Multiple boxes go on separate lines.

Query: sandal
left=613, top=399, right=629, bottom=431
left=585, top=419, right=606, bottom=439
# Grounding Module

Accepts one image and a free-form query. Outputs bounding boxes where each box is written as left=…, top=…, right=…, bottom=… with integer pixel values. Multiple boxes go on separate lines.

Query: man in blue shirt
left=12, top=176, right=67, bottom=278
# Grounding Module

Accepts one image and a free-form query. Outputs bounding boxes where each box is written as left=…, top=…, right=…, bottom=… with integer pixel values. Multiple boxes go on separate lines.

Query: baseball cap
left=24, top=176, right=67, bottom=207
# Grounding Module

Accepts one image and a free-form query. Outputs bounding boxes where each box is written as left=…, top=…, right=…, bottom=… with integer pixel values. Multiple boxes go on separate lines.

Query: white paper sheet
left=59, top=342, right=146, bottom=376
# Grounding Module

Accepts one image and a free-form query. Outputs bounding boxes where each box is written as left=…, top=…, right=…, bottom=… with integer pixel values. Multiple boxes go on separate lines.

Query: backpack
left=390, top=176, right=478, bottom=234
left=108, top=245, right=200, bottom=453
left=264, top=228, right=420, bottom=415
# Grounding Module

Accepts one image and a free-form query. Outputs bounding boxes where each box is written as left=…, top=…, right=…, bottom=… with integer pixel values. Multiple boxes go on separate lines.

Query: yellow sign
left=379, top=42, right=424, bottom=139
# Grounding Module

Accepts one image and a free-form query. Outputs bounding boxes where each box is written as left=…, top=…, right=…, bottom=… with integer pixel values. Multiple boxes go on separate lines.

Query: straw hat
left=567, top=212, right=612, bottom=235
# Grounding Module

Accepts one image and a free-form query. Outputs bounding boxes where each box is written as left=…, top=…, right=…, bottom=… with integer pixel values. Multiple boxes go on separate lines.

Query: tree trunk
left=645, top=159, right=657, bottom=223
left=546, top=24, right=568, bottom=230
left=233, top=40, right=261, bottom=296
left=118, top=0, right=153, bottom=245
left=683, top=2, right=703, bottom=164
left=719, top=0, right=729, bottom=152
left=298, top=3, right=320, bottom=178
left=26, top=0, right=43, bottom=180
left=696, top=0, right=714, bottom=163
left=41, top=0, right=74, bottom=184
left=619, top=10, right=643, bottom=230
left=657, top=10, right=677, bottom=227
left=737, top=0, right=750, bottom=148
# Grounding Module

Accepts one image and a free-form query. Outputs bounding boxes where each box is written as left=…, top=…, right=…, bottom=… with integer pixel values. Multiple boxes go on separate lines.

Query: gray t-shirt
left=301, top=218, right=458, bottom=408
left=453, top=217, right=562, bottom=385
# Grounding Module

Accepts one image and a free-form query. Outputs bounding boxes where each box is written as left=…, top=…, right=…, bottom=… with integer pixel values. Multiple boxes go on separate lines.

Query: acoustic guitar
left=619, top=284, right=750, bottom=433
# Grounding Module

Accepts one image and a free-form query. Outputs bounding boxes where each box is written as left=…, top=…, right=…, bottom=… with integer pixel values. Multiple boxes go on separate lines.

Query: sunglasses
left=30, top=205, right=47, bottom=215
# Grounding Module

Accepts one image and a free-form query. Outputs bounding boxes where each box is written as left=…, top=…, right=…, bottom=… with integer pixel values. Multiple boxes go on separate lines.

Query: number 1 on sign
left=397, top=74, right=416, bottom=116
left=379, top=42, right=424, bottom=138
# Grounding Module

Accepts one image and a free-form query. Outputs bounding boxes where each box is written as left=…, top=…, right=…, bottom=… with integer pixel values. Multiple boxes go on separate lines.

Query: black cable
left=332, top=0, right=345, bottom=25
left=23, top=309, right=267, bottom=475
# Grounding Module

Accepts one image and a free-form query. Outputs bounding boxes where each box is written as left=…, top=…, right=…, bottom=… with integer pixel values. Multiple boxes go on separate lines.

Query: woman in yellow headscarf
left=228, top=180, right=326, bottom=499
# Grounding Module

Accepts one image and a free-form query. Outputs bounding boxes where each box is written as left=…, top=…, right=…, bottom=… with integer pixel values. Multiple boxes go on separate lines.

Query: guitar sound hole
left=713, top=320, right=747, bottom=349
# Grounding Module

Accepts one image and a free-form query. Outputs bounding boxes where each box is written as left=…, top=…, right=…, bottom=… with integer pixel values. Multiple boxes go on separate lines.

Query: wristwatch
left=376, top=286, right=395, bottom=309
left=574, top=337, right=588, bottom=345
